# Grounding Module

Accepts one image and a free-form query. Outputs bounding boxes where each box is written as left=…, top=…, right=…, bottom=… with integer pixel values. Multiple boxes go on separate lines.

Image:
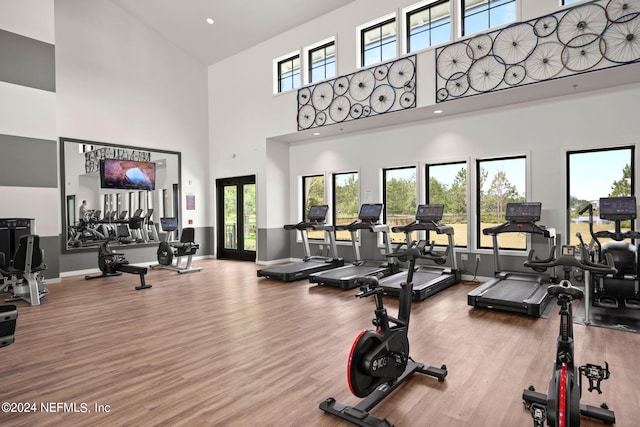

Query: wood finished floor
left=1, top=259, right=639, bottom=426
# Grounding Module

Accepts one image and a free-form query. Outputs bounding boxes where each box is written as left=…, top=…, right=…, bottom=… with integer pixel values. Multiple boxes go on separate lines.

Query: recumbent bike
left=320, top=247, right=447, bottom=427
left=522, top=243, right=617, bottom=427
left=150, top=218, right=202, bottom=274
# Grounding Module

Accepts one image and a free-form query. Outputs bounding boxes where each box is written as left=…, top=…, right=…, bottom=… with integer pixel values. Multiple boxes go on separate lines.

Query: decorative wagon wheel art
left=348, top=70, right=376, bottom=101
left=606, top=0, right=640, bottom=23
left=445, top=71, right=470, bottom=98
left=466, top=33, right=493, bottom=60
left=369, top=84, right=396, bottom=114
left=492, top=22, right=538, bottom=65
left=329, top=96, right=351, bottom=123
left=311, top=81, right=334, bottom=111
left=298, top=87, right=311, bottom=105
left=333, top=76, right=349, bottom=96
left=387, top=58, right=416, bottom=88
left=561, top=33, right=607, bottom=72
left=297, top=104, right=316, bottom=130
left=436, top=40, right=472, bottom=80
left=468, top=55, right=506, bottom=93
left=557, top=3, right=608, bottom=47
left=602, top=12, right=640, bottom=63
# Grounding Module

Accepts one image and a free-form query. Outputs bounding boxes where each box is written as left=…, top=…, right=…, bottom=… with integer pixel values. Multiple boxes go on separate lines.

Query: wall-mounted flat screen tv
left=100, top=159, right=156, bottom=191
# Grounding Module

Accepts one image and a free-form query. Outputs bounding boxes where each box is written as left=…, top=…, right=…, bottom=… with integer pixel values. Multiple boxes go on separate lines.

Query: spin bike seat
left=547, top=280, right=583, bottom=301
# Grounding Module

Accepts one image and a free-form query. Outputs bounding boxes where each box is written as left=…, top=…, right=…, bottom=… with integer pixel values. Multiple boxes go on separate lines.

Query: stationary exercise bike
left=522, top=243, right=617, bottom=427
left=320, top=247, right=448, bottom=427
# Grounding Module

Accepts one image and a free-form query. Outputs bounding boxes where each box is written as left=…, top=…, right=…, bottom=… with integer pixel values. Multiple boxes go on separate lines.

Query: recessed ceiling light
left=313, top=132, right=321, bottom=136
left=433, top=109, right=443, bottom=114
left=206, top=18, right=214, bottom=25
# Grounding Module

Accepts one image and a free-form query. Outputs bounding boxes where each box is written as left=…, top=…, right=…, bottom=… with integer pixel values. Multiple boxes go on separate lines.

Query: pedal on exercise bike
left=521, top=244, right=616, bottom=427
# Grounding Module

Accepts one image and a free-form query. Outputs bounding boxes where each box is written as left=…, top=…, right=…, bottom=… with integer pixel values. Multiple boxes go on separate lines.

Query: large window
left=360, top=17, right=397, bottom=67
left=462, top=0, right=516, bottom=36
left=563, top=0, right=581, bottom=4
left=406, top=1, right=451, bottom=53
left=308, top=41, right=336, bottom=83
left=277, top=54, right=301, bottom=93
left=567, top=147, right=634, bottom=245
left=427, top=161, right=468, bottom=247
left=477, top=156, right=526, bottom=249
left=303, top=174, right=326, bottom=239
left=333, top=171, right=359, bottom=241
left=383, top=166, right=417, bottom=243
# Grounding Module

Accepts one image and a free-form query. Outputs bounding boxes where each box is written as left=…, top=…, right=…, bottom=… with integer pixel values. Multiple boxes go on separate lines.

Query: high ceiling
left=110, top=0, right=356, bottom=66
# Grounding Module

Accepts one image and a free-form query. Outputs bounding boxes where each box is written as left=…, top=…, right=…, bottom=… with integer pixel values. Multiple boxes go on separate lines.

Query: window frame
left=357, top=14, right=398, bottom=68
left=460, top=0, right=517, bottom=37
left=301, top=174, right=327, bottom=240
left=476, top=154, right=527, bottom=251
left=426, top=160, right=468, bottom=248
left=332, top=171, right=360, bottom=241
left=565, top=145, right=635, bottom=246
left=273, top=52, right=301, bottom=94
left=404, top=0, right=452, bottom=54
left=382, top=165, right=418, bottom=244
left=306, top=38, right=337, bottom=84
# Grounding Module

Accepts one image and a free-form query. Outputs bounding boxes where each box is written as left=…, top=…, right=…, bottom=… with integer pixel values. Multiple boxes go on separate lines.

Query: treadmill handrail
left=283, top=220, right=326, bottom=231
left=391, top=220, right=453, bottom=234
left=483, top=221, right=550, bottom=237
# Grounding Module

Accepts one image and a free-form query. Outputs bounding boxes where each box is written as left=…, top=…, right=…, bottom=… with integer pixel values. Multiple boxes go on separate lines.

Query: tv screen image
left=100, top=159, right=156, bottom=191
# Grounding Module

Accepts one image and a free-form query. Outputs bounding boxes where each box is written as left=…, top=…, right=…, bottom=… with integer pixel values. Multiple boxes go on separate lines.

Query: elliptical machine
left=319, top=247, right=447, bottom=427
left=522, top=243, right=617, bottom=427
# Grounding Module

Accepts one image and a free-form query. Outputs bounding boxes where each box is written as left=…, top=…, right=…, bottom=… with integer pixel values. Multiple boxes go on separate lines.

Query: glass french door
left=216, top=175, right=256, bottom=261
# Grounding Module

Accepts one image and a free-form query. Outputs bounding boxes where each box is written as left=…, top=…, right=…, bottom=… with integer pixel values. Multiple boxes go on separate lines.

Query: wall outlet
left=460, top=253, right=468, bottom=261
left=476, top=254, right=481, bottom=262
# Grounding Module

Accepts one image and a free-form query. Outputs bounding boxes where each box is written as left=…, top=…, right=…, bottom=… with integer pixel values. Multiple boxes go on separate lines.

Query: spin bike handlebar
left=523, top=250, right=616, bottom=276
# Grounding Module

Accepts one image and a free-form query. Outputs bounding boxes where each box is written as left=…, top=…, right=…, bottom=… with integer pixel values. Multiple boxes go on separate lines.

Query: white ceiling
left=110, top=0, right=356, bottom=66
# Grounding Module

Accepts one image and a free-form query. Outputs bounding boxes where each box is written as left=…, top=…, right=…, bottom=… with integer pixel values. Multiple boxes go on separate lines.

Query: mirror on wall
left=60, top=137, right=181, bottom=252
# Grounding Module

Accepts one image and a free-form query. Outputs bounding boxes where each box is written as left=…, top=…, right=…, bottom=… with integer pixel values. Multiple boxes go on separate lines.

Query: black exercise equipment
left=319, top=247, right=447, bottom=426
left=0, top=304, right=17, bottom=347
left=1, top=234, right=48, bottom=306
left=85, top=241, right=151, bottom=290
left=378, top=204, right=461, bottom=300
left=257, top=205, right=343, bottom=281
left=580, top=197, right=640, bottom=319
left=150, top=218, right=202, bottom=274
left=522, top=245, right=617, bottom=427
left=468, top=202, right=557, bottom=317
left=310, top=203, right=399, bottom=289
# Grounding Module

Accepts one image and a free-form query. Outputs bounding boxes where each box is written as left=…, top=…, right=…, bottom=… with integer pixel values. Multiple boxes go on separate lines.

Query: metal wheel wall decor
left=297, top=56, right=416, bottom=130
left=435, top=0, right=640, bottom=102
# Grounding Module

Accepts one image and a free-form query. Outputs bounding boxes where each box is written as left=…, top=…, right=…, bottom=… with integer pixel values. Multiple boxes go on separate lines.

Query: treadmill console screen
left=505, top=202, right=542, bottom=222
left=599, top=196, right=637, bottom=221
left=416, top=204, right=444, bottom=222
left=307, top=205, right=329, bottom=222
left=160, top=217, right=179, bottom=232
left=358, top=203, right=383, bottom=222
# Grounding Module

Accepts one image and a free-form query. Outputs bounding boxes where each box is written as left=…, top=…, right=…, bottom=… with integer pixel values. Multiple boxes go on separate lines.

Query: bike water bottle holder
left=580, top=362, right=610, bottom=394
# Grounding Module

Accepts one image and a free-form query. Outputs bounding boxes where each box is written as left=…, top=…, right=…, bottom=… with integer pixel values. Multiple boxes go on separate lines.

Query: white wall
left=56, top=0, right=210, bottom=229
left=208, top=0, right=638, bottom=259
left=0, top=0, right=58, bottom=237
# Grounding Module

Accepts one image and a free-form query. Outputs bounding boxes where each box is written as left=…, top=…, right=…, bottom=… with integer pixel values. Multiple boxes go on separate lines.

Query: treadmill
left=467, top=202, right=556, bottom=317
left=378, top=204, right=461, bottom=300
left=309, top=203, right=399, bottom=289
left=257, top=205, right=343, bottom=281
